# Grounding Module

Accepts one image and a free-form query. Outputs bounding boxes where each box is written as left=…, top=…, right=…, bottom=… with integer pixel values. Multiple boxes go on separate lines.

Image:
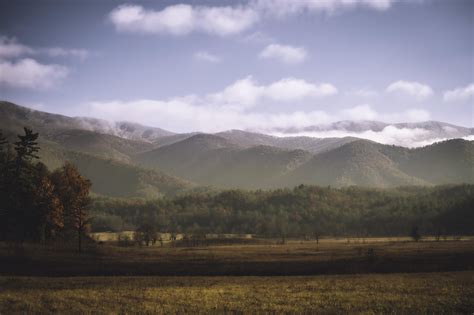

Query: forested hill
left=1, top=101, right=473, bottom=197
left=137, top=137, right=474, bottom=188
left=91, top=184, right=474, bottom=237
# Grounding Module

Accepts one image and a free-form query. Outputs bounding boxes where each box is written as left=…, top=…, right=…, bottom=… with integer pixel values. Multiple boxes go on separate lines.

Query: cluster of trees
left=91, top=184, right=474, bottom=238
left=0, top=128, right=91, bottom=251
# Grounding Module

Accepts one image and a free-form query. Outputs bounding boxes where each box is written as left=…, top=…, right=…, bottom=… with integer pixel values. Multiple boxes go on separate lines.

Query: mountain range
left=1, top=101, right=473, bottom=198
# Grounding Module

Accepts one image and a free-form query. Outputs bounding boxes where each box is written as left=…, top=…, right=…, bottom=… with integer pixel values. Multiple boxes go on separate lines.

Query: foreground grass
left=0, top=272, right=472, bottom=314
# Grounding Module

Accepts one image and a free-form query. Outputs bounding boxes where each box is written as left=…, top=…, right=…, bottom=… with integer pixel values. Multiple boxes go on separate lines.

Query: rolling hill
left=136, top=135, right=312, bottom=188
left=397, top=138, right=474, bottom=184
left=0, top=101, right=192, bottom=198
left=0, top=101, right=174, bottom=143
left=282, top=139, right=473, bottom=187
left=1, top=101, right=473, bottom=194
left=281, top=140, right=425, bottom=187
left=46, top=129, right=153, bottom=163
left=36, top=140, right=193, bottom=199
left=216, top=130, right=358, bottom=154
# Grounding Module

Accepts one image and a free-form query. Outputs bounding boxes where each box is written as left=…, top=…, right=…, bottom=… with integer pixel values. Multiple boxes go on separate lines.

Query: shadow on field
left=0, top=239, right=473, bottom=277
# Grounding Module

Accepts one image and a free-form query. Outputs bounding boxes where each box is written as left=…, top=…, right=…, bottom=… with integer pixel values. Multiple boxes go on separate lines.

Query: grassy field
left=0, top=272, right=472, bottom=314
left=1, top=238, right=473, bottom=276
left=1, top=238, right=473, bottom=313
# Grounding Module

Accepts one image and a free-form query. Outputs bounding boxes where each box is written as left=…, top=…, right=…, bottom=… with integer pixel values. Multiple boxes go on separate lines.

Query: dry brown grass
left=1, top=238, right=473, bottom=276
left=0, top=271, right=472, bottom=314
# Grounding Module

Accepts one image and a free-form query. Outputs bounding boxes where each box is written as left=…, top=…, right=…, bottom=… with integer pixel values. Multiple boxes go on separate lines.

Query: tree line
left=91, top=184, right=474, bottom=238
left=0, top=128, right=91, bottom=251
left=1, top=128, right=472, bottom=247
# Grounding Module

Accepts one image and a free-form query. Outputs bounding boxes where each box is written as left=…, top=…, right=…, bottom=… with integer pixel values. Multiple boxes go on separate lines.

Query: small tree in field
left=135, top=223, right=158, bottom=246
left=410, top=225, right=421, bottom=242
left=276, top=213, right=288, bottom=245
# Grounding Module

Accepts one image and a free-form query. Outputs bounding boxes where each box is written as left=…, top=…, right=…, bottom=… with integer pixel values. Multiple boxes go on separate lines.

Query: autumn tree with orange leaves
left=0, top=128, right=92, bottom=250
left=51, top=162, right=92, bottom=252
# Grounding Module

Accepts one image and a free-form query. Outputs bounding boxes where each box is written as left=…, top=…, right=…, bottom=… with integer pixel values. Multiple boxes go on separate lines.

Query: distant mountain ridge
left=0, top=101, right=174, bottom=143
left=1, top=101, right=473, bottom=196
left=278, top=119, right=472, bottom=137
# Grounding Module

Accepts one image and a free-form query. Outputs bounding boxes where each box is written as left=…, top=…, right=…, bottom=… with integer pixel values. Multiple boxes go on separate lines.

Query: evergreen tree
left=4, top=128, right=41, bottom=242
left=0, top=130, right=9, bottom=240
left=14, top=127, right=39, bottom=168
left=0, top=130, right=7, bottom=151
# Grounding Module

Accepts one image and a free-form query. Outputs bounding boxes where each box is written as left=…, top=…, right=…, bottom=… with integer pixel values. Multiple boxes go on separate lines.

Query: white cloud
left=0, top=58, right=68, bottom=89
left=81, top=76, right=337, bottom=132
left=341, top=104, right=378, bottom=120
left=40, top=47, right=90, bottom=60
left=272, top=126, right=439, bottom=148
left=0, top=35, right=89, bottom=60
left=84, top=98, right=334, bottom=134
left=109, top=4, right=259, bottom=36
left=241, top=31, right=274, bottom=44
left=403, top=109, right=431, bottom=122
left=109, top=1, right=401, bottom=37
left=443, top=83, right=474, bottom=102
left=208, top=76, right=337, bottom=108
left=198, top=6, right=259, bottom=36
left=266, top=78, right=337, bottom=100
left=110, top=4, right=196, bottom=35
left=81, top=77, right=435, bottom=148
left=348, top=88, right=378, bottom=98
left=339, top=104, right=430, bottom=122
left=259, top=44, right=307, bottom=64
left=386, top=80, right=433, bottom=100
left=84, top=98, right=442, bottom=147
left=209, top=77, right=264, bottom=108
left=81, top=78, right=435, bottom=140
left=194, top=51, right=221, bottom=63
left=253, top=0, right=396, bottom=17
left=0, top=36, right=34, bottom=58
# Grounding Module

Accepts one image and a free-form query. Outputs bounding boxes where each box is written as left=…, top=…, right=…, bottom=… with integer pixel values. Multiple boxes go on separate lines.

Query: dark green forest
left=91, top=184, right=474, bottom=237
left=1, top=128, right=473, bottom=242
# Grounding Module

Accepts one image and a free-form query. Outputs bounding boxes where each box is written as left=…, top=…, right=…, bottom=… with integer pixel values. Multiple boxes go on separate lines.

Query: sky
left=0, top=0, right=473, bottom=134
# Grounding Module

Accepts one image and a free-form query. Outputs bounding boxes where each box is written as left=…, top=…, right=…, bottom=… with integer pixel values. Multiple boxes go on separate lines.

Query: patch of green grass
left=0, top=272, right=472, bottom=314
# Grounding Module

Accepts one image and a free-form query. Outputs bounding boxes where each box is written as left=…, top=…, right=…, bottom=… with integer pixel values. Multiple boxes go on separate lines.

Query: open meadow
left=2, top=237, right=473, bottom=276
left=1, top=238, right=473, bottom=313
left=0, top=272, right=472, bottom=314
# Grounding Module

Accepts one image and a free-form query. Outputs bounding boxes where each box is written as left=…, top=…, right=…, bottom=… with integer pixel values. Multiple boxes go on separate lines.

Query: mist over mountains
left=272, top=120, right=473, bottom=147
left=1, top=101, right=473, bottom=198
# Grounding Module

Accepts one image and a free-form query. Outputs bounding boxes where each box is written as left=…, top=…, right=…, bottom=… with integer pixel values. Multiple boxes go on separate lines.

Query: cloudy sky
left=0, top=0, right=473, bottom=133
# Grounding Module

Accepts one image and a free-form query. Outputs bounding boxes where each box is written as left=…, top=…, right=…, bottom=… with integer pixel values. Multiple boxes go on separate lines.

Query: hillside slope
left=282, top=140, right=426, bottom=187
left=216, top=130, right=358, bottom=154
left=136, top=134, right=312, bottom=188
left=37, top=141, right=193, bottom=199
left=398, top=139, right=474, bottom=184
left=0, top=101, right=174, bottom=143
left=283, top=139, right=474, bottom=187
